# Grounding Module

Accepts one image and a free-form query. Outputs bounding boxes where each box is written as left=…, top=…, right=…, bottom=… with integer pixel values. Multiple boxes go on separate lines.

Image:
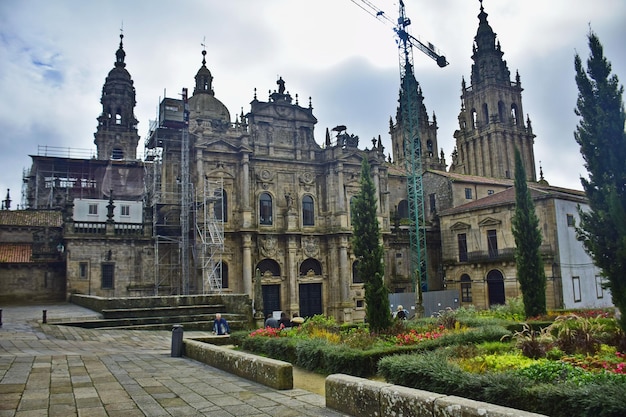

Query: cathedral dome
left=188, top=50, right=230, bottom=123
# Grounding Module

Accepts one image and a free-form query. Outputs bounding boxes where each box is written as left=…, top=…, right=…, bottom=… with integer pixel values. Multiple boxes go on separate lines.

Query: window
left=465, top=188, right=473, bottom=200
left=482, top=103, right=489, bottom=125
left=461, top=274, right=472, bottom=302
left=216, top=262, right=229, bottom=289
left=595, top=275, right=604, bottom=299
left=101, top=263, right=114, bottom=289
left=302, top=195, right=314, bottom=226
left=352, top=261, right=363, bottom=284
left=487, top=229, right=498, bottom=258
left=397, top=200, right=409, bottom=219
left=214, top=189, right=227, bottom=222
left=487, top=189, right=494, bottom=196
left=79, top=262, right=88, bottom=280
left=300, top=258, right=322, bottom=276
left=259, top=193, right=273, bottom=225
left=121, top=205, right=130, bottom=216
left=88, top=204, right=98, bottom=215
left=115, top=113, right=122, bottom=125
left=471, top=109, right=478, bottom=129
left=567, top=214, right=575, bottom=227
left=572, top=276, right=581, bottom=302
left=458, top=233, right=468, bottom=262
left=429, top=193, right=436, bottom=213
left=111, top=148, right=124, bottom=160
left=350, top=196, right=357, bottom=225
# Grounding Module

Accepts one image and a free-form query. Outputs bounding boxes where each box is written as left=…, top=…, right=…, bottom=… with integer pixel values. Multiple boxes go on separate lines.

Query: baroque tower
left=94, top=33, right=140, bottom=160
left=390, top=78, right=446, bottom=171
left=450, top=1, right=536, bottom=181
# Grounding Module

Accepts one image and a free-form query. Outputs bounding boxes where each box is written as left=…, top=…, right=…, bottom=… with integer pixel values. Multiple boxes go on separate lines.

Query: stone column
left=336, top=162, right=345, bottom=211
left=242, top=233, right=253, bottom=296
left=287, top=235, right=299, bottom=312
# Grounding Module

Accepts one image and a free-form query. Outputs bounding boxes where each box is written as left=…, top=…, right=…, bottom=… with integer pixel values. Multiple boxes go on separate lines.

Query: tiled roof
left=440, top=184, right=588, bottom=216
left=0, top=243, right=32, bottom=263
left=0, top=210, right=63, bottom=228
left=425, top=169, right=515, bottom=187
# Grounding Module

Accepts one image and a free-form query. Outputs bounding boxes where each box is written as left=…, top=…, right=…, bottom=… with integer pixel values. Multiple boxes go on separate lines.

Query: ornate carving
left=302, top=235, right=319, bottom=258
left=260, top=235, right=278, bottom=257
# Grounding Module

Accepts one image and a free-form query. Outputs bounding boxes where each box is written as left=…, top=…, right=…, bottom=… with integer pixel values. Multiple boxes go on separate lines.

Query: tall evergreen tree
left=511, top=148, right=547, bottom=318
left=352, top=158, right=391, bottom=332
left=574, top=32, right=626, bottom=331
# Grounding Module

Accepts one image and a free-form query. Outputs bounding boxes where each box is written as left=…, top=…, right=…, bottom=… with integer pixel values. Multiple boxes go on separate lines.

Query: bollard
left=171, top=325, right=184, bottom=357
left=0, top=309, right=2, bottom=326
left=42, top=309, right=47, bottom=324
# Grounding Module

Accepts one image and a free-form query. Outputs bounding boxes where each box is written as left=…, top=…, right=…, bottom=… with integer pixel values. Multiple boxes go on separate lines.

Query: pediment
left=478, top=217, right=502, bottom=227
left=200, top=138, right=240, bottom=153
left=450, top=221, right=471, bottom=231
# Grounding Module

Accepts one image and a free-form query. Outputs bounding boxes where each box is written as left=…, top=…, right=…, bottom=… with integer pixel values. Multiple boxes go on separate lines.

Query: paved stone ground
left=0, top=303, right=348, bottom=417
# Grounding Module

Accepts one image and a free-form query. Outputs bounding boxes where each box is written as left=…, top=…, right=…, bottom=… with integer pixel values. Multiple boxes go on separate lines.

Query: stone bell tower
left=450, top=1, right=536, bottom=181
left=94, top=33, right=140, bottom=160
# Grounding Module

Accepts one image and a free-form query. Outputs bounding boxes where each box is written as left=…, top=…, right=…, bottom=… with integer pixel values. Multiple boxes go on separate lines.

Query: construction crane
left=350, top=0, right=448, bottom=295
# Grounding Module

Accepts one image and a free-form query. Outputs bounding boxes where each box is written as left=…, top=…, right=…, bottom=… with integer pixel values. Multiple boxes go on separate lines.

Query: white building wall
left=554, top=199, right=613, bottom=309
left=73, top=199, right=143, bottom=223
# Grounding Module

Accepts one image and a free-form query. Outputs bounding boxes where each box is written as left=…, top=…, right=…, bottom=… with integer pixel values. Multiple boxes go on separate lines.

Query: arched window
left=115, top=112, right=122, bottom=125
left=482, top=103, right=489, bottom=125
left=302, top=195, right=314, bottom=226
left=111, top=148, right=124, bottom=160
left=259, top=193, right=273, bottom=225
left=471, top=109, right=478, bottom=129
left=257, top=259, right=281, bottom=276
left=397, top=200, right=409, bottom=220
left=214, top=188, right=227, bottom=222
left=300, top=258, right=322, bottom=276
left=352, top=261, right=363, bottom=284
left=426, top=139, right=433, bottom=156
left=460, top=274, right=472, bottom=302
left=511, top=104, right=518, bottom=126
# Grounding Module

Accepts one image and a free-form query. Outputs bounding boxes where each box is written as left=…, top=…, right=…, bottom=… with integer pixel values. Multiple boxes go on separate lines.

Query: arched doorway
left=487, top=269, right=505, bottom=306
left=257, top=259, right=281, bottom=318
left=299, top=258, right=323, bottom=318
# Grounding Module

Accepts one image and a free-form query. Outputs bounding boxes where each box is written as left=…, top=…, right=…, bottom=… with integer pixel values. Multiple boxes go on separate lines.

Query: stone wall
left=0, top=264, right=66, bottom=303
left=325, top=374, right=548, bottom=417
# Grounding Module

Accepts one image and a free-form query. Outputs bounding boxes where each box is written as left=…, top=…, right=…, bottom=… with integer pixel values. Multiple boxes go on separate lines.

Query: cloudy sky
left=1, top=0, right=625, bottom=208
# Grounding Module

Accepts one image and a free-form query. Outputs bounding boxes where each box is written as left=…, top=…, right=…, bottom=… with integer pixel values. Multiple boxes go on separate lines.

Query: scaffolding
left=197, top=178, right=225, bottom=293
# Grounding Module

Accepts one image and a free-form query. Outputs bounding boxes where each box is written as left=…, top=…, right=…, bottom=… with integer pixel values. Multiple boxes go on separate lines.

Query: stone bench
left=183, top=339, right=293, bottom=390
left=325, top=374, right=548, bottom=417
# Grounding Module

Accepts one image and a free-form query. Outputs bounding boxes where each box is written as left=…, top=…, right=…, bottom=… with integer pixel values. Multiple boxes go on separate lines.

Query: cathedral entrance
left=299, top=283, right=322, bottom=318
left=486, top=270, right=505, bottom=306
left=262, top=284, right=281, bottom=318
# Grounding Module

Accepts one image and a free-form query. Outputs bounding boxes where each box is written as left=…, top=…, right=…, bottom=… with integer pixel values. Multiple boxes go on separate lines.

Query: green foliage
left=574, top=31, right=626, bottom=333
left=351, top=158, right=391, bottom=332
left=511, top=149, right=547, bottom=318
left=549, top=314, right=609, bottom=355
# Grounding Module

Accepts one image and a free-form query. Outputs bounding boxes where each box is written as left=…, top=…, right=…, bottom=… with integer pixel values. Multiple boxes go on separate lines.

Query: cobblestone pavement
left=0, top=303, right=348, bottom=417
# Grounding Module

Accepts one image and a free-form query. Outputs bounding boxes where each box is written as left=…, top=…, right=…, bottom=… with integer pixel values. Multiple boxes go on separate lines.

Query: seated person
left=290, top=313, right=305, bottom=326
left=265, top=313, right=279, bottom=329
left=213, top=313, right=230, bottom=335
left=278, top=312, right=291, bottom=328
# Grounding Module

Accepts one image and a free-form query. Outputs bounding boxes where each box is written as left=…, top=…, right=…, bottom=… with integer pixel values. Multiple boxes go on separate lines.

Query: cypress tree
left=352, top=158, right=392, bottom=332
left=511, top=148, right=547, bottom=318
left=574, top=32, right=626, bottom=331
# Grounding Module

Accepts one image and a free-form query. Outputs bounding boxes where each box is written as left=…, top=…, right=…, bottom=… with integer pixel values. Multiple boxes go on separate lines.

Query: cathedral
left=6, top=3, right=611, bottom=316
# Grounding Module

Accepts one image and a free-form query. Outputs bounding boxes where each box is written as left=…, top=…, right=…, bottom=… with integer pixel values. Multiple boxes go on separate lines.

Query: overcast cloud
left=1, top=0, right=625, bottom=208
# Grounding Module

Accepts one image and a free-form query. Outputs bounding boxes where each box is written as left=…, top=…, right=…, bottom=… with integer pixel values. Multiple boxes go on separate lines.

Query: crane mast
left=350, top=0, right=448, bottom=294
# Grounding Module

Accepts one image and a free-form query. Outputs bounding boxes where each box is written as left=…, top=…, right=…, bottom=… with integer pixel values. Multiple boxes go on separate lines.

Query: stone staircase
left=59, top=294, right=254, bottom=331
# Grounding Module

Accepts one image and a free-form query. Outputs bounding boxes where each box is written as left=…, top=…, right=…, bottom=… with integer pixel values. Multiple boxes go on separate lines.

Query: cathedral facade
left=17, top=2, right=611, bottom=316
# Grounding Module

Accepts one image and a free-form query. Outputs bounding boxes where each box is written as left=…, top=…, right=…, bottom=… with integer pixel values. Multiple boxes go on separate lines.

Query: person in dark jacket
left=278, top=312, right=291, bottom=328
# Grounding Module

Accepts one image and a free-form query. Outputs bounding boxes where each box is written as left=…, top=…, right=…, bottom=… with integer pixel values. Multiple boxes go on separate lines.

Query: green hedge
left=378, top=351, right=626, bottom=417
left=237, top=325, right=510, bottom=377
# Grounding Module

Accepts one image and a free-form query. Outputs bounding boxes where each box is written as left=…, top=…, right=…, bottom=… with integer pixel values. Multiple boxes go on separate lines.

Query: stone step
left=101, top=304, right=227, bottom=319
left=55, top=314, right=248, bottom=330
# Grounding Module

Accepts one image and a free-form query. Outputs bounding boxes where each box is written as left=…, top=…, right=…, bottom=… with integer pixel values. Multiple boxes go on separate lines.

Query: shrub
left=550, top=314, right=608, bottom=355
